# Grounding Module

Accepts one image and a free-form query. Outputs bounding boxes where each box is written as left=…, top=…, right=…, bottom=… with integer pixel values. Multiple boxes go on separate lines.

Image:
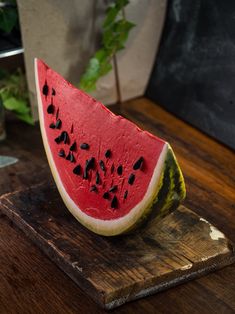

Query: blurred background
left=0, top=0, right=235, bottom=149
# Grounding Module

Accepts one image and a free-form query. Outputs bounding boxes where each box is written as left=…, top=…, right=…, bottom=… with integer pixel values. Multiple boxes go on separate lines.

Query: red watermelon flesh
left=35, top=59, right=186, bottom=236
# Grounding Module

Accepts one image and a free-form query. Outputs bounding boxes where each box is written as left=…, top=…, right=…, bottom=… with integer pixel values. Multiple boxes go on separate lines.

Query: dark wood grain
left=0, top=213, right=102, bottom=314
left=0, top=99, right=234, bottom=313
left=0, top=115, right=49, bottom=196
left=0, top=182, right=234, bottom=309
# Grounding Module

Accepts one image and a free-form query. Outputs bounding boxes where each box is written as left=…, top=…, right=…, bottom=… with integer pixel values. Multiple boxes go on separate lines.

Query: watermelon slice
left=35, top=59, right=186, bottom=236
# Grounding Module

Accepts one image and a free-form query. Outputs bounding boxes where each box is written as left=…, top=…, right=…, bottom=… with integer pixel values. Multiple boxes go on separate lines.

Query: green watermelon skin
left=35, top=58, right=186, bottom=236
left=125, top=146, right=186, bottom=234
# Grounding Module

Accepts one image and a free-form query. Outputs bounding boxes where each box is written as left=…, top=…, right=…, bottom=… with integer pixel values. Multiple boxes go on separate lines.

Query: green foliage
left=0, top=69, right=34, bottom=125
left=0, top=1, right=33, bottom=125
left=0, top=0, right=18, bottom=33
left=79, top=0, right=135, bottom=92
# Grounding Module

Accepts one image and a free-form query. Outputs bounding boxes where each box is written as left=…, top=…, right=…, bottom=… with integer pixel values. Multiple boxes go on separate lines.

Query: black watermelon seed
left=66, top=152, right=75, bottom=162
left=56, top=108, right=59, bottom=120
left=70, top=124, right=74, bottom=134
left=124, top=190, right=128, bottom=199
left=109, top=185, right=117, bottom=193
left=96, top=171, right=101, bottom=185
left=47, top=104, right=54, bottom=114
left=58, top=149, right=65, bottom=158
left=103, top=192, right=110, bottom=199
left=133, top=157, right=144, bottom=170
left=55, top=119, right=62, bottom=129
left=42, top=83, right=49, bottom=96
left=90, top=185, right=98, bottom=192
left=70, top=141, right=76, bottom=151
left=99, top=160, right=105, bottom=172
left=55, top=135, right=62, bottom=144
left=80, top=143, right=89, bottom=150
left=70, top=153, right=75, bottom=163
left=117, top=165, right=123, bottom=175
left=83, top=160, right=90, bottom=179
left=61, top=131, right=69, bottom=144
left=49, top=122, right=56, bottom=129
left=73, top=164, right=81, bottom=175
left=111, top=196, right=118, bottom=209
left=87, top=157, right=95, bottom=170
left=128, top=173, right=135, bottom=185
left=83, top=168, right=88, bottom=180
left=111, top=164, right=115, bottom=174
left=52, top=88, right=56, bottom=96
left=105, top=149, right=111, bottom=158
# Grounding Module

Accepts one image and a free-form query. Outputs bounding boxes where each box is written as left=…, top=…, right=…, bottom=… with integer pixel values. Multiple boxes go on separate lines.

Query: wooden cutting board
left=0, top=182, right=234, bottom=310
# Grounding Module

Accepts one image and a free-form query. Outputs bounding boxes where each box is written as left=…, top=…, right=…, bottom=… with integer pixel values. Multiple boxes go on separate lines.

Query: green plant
left=0, top=0, right=18, bottom=33
left=0, top=69, right=34, bottom=125
left=0, top=1, right=32, bottom=125
left=79, top=0, right=135, bottom=92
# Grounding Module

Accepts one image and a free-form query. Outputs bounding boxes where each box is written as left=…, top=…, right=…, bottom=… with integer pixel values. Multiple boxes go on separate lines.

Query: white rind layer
left=35, top=58, right=168, bottom=236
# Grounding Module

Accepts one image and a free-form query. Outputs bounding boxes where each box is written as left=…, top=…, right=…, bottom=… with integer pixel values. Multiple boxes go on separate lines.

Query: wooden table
left=0, top=98, right=234, bottom=313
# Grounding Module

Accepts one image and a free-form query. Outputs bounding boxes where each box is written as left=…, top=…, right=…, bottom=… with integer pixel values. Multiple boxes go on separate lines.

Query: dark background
left=147, top=0, right=235, bottom=150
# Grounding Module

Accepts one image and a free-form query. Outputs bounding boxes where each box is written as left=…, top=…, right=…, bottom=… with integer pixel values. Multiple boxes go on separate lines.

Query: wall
left=17, top=0, right=167, bottom=119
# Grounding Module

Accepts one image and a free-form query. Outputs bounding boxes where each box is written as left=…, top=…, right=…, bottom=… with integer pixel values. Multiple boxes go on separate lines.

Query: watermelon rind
left=125, top=145, right=186, bottom=234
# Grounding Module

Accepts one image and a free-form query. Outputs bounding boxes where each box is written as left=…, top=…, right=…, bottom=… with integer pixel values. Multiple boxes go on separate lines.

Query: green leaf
left=0, top=68, right=34, bottom=125
left=94, top=49, right=108, bottom=63
left=100, top=61, right=112, bottom=76
left=0, top=89, right=10, bottom=102
left=115, top=0, right=129, bottom=10
left=84, top=58, right=100, bottom=79
left=79, top=49, right=113, bottom=92
left=103, top=19, right=135, bottom=51
left=79, top=79, right=96, bottom=93
left=116, top=20, right=135, bottom=51
left=103, top=0, right=129, bottom=28
left=0, top=7, right=18, bottom=33
left=102, top=27, right=114, bottom=49
left=115, top=19, right=135, bottom=33
left=3, top=96, right=30, bottom=114
left=15, top=112, right=34, bottom=125
left=1, top=94, right=34, bottom=125
left=103, top=6, right=119, bottom=28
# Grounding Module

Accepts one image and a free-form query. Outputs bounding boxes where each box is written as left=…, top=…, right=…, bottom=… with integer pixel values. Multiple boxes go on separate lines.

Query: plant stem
left=113, top=6, right=126, bottom=106
left=113, top=53, right=122, bottom=105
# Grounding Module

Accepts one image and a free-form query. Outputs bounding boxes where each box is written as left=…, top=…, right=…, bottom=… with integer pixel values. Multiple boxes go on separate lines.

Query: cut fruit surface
left=35, top=58, right=186, bottom=236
